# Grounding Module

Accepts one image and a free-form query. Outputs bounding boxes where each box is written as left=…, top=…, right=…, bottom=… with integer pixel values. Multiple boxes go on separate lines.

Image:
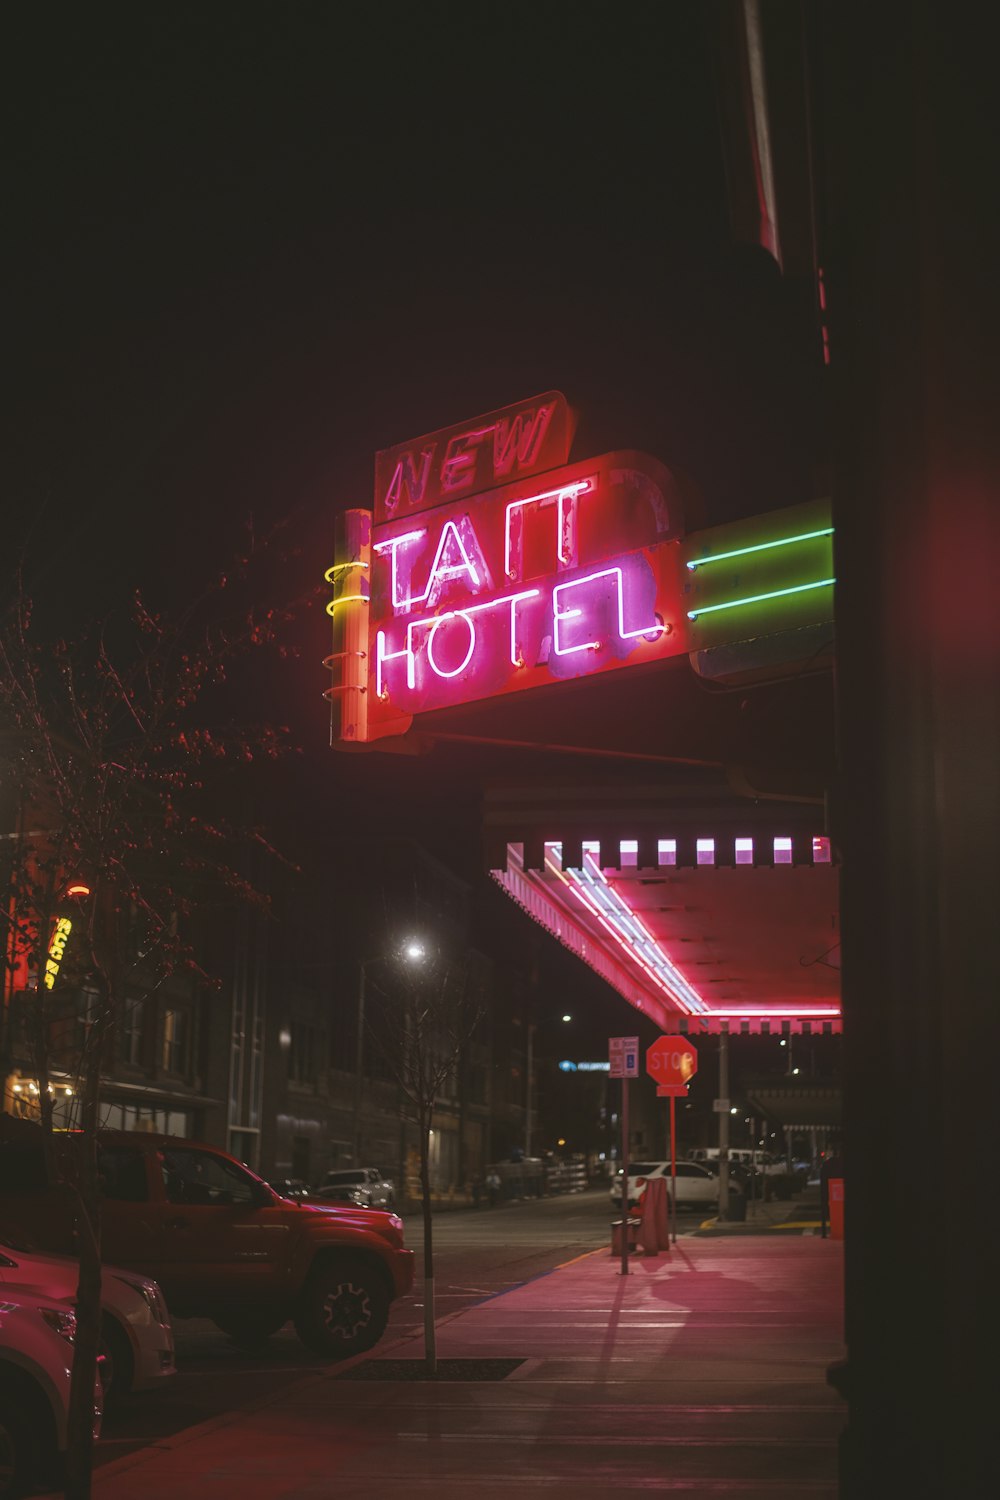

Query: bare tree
left=0, top=549, right=297, bottom=1498
left=366, top=940, right=486, bottom=1375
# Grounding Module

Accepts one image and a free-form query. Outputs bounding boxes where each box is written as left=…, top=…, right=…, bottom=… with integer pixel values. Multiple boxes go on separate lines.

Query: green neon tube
left=686, top=527, right=834, bottom=571
left=687, top=577, right=835, bottom=621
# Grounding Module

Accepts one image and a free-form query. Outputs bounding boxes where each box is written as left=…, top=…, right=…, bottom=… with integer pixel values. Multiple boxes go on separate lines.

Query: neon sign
left=326, top=395, right=835, bottom=744
left=374, top=391, right=576, bottom=525
left=43, top=917, right=73, bottom=991
left=358, top=450, right=688, bottom=735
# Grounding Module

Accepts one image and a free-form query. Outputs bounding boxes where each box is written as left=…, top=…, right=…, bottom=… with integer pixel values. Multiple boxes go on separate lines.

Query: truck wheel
left=212, top=1311, right=288, bottom=1349
left=293, top=1258, right=388, bottom=1358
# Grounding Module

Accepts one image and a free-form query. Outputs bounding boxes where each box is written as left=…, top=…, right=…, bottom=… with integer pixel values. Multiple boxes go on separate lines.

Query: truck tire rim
left=321, top=1280, right=371, bottom=1339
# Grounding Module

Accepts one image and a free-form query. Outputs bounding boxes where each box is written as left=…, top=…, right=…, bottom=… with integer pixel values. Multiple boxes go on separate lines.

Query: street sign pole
left=669, top=1094, right=677, bottom=1244
left=718, top=1030, right=730, bottom=1220
left=609, top=1036, right=638, bottom=1276
left=646, top=1036, right=699, bottom=1244
left=620, top=1075, right=630, bottom=1277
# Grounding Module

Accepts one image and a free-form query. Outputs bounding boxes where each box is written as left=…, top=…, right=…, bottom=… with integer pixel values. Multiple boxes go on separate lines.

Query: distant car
left=267, top=1179, right=311, bottom=1202
left=690, top=1148, right=786, bottom=1179
left=314, top=1168, right=395, bottom=1210
left=0, top=1239, right=174, bottom=1404
left=610, top=1160, right=727, bottom=1211
left=0, top=1289, right=102, bottom=1498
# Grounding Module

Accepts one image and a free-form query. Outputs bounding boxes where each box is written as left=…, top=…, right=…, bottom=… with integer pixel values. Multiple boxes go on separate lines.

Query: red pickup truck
left=0, top=1129, right=414, bottom=1357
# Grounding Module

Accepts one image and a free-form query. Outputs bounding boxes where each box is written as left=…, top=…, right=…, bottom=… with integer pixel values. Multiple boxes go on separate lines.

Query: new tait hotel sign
left=326, top=392, right=834, bottom=744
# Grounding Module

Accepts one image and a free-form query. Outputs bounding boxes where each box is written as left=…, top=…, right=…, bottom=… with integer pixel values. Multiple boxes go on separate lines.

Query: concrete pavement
left=84, top=1220, right=845, bottom=1498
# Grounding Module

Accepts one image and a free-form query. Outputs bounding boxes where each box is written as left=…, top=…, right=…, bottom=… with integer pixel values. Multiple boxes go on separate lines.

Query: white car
left=690, top=1148, right=787, bottom=1177
left=0, top=1239, right=174, bottom=1402
left=0, top=1289, right=102, bottom=1498
left=314, top=1167, right=395, bottom=1209
left=610, top=1160, right=725, bottom=1211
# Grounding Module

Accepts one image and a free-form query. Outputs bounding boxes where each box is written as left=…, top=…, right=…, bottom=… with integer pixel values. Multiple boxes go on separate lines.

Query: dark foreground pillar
left=828, top=5, right=998, bottom=1495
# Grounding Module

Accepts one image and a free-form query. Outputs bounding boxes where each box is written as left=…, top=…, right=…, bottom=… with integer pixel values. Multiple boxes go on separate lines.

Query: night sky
left=9, top=3, right=824, bottom=584
left=7, top=3, right=830, bottom=1065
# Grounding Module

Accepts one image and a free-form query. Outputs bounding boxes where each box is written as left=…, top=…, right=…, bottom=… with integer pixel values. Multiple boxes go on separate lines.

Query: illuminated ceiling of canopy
left=490, top=807, right=841, bottom=1035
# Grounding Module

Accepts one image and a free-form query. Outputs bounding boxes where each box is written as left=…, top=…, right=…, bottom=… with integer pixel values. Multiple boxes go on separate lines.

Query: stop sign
left=646, top=1035, right=698, bottom=1087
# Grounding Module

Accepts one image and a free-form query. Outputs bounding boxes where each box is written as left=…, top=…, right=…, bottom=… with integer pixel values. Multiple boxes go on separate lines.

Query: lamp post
left=525, top=1012, right=571, bottom=1160
left=353, top=960, right=371, bottom=1165
left=353, top=940, right=425, bottom=1164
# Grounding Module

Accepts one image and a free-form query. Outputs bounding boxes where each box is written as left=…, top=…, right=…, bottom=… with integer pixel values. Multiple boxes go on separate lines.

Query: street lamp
left=353, top=938, right=425, bottom=1163
left=525, top=1012, right=571, bottom=1160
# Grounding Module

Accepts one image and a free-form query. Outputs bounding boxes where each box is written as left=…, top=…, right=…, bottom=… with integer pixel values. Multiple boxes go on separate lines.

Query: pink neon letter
left=382, top=447, right=435, bottom=514
left=552, top=575, right=600, bottom=656
left=422, top=518, right=487, bottom=605
left=372, top=529, right=427, bottom=612
left=493, top=403, right=555, bottom=477
left=426, top=613, right=477, bottom=679
left=441, top=427, right=491, bottom=493
left=375, top=624, right=416, bottom=696
left=552, top=567, right=664, bottom=657
left=504, top=480, right=593, bottom=581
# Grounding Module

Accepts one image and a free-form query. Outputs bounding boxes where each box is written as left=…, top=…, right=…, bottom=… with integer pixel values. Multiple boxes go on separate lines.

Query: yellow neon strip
left=324, top=561, right=369, bottom=583
left=325, top=594, right=369, bottom=618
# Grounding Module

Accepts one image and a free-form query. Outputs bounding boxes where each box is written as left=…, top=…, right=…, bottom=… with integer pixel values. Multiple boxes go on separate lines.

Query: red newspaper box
left=828, top=1177, right=845, bottom=1240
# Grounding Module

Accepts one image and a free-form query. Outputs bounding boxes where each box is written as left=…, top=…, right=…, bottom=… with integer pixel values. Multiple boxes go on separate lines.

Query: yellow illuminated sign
left=43, top=917, right=73, bottom=991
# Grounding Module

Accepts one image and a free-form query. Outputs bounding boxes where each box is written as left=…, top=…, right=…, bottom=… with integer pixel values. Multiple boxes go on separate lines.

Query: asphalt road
left=96, top=1186, right=666, bottom=1467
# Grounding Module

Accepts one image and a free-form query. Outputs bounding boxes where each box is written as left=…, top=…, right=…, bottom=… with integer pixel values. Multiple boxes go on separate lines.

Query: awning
left=744, top=1083, right=842, bottom=1129
left=488, top=786, right=841, bottom=1035
left=97, top=1077, right=222, bottom=1112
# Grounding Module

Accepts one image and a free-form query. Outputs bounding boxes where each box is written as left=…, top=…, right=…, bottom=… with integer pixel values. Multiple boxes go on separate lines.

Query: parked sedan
left=266, top=1179, right=311, bottom=1202
left=0, top=1290, right=102, bottom=1498
left=610, top=1160, right=727, bottom=1211
left=0, top=1239, right=174, bottom=1403
left=313, top=1167, right=395, bottom=1209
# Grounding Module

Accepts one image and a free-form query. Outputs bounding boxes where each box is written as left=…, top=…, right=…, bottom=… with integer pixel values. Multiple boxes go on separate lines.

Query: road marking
left=556, top=1247, right=607, bottom=1269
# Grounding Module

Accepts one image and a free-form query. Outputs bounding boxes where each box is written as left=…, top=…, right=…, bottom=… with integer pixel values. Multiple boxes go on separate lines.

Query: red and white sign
left=327, top=394, right=699, bottom=743
left=646, top=1036, right=698, bottom=1092
left=356, top=453, right=691, bottom=740
left=374, top=392, right=576, bottom=526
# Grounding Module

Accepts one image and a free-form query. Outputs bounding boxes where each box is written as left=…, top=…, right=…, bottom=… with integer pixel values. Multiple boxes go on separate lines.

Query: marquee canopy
left=488, top=788, right=841, bottom=1035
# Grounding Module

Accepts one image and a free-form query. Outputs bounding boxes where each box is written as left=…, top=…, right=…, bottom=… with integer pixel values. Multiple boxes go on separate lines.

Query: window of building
left=121, top=997, right=145, bottom=1065
left=329, top=1016, right=356, bottom=1072
left=289, top=1021, right=317, bottom=1085
left=162, top=1008, right=189, bottom=1074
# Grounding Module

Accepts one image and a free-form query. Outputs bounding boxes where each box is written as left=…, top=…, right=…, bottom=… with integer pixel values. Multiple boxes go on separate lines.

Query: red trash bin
left=828, top=1177, right=845, bottom=1240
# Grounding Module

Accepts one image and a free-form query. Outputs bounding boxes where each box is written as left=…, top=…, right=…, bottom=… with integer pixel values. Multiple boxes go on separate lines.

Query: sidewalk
left=87, top=1226, right=845, bottom=1499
